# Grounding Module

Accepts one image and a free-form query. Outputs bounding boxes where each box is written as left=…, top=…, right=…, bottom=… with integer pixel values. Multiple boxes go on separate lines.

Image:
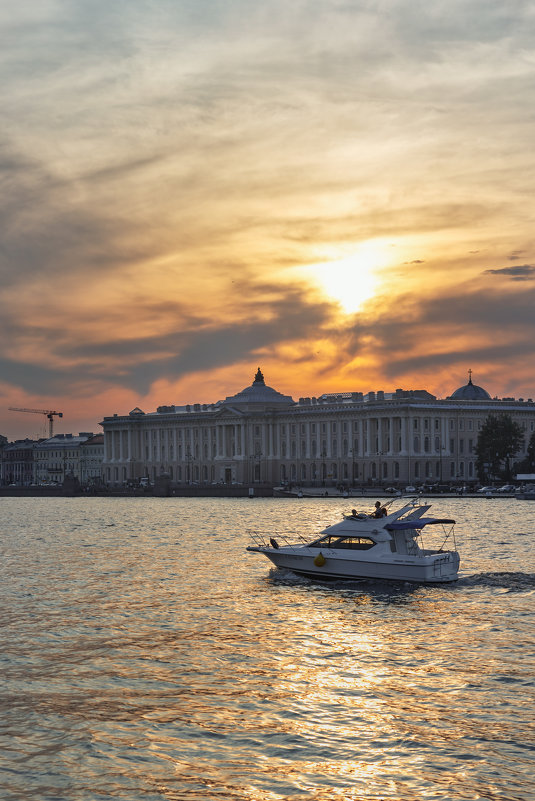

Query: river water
left=0, top=496, right=533, bottom=801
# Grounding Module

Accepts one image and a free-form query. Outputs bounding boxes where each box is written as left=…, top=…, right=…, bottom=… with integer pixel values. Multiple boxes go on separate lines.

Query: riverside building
left=100, top=368, right=535, bottom=488
left=33, top=433, right=96, bottom=486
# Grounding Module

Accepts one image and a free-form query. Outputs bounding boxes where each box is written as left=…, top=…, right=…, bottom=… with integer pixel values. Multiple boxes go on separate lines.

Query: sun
left=303, top=241, right=391, bottom=314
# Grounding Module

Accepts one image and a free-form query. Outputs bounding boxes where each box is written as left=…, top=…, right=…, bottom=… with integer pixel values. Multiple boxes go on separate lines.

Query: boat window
left=312, top=535, right=376, bottom=550
left=334, top=536, right=376, bottom=550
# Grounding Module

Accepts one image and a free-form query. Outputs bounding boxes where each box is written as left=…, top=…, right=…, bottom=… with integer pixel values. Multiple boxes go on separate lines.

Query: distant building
left=79, top=434, right=104, bottom=486
left=100, top=368, right=535, bottom=488
left=33, top=433, right=96, bottom=485
left=1, top=439, right=41, bottom=485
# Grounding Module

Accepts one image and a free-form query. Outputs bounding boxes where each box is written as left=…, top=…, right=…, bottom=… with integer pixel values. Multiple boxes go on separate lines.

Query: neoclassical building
left=100, top=368, right=535, bottom=488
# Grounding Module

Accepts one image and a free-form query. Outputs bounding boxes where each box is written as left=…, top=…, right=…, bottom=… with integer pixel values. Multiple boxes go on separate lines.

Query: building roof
left=449, top=370, right=491, bottom=401
left=222, top=368, right=294, bottom=409
left=37, top=433, right=94, bottom=448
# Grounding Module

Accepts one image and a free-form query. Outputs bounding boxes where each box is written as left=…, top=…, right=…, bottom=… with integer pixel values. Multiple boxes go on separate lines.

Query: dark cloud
left=483, top=265, right=535, bottom=280
left=0, top=285, right=335, bottom=396
left=341, top=282, right=535, bottom=384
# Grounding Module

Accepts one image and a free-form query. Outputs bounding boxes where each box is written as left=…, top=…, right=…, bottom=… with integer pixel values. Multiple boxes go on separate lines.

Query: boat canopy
left=386, top=517, right=455, bottom=531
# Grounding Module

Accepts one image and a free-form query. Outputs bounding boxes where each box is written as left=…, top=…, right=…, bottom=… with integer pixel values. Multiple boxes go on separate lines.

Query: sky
left=1, top=0, right=535, bottom=440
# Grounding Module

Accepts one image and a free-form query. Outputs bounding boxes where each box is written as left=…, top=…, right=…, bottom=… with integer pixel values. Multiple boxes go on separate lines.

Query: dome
left=449, top=371, right=491, bottom=401
left=223, top=368, right=294, bottom=409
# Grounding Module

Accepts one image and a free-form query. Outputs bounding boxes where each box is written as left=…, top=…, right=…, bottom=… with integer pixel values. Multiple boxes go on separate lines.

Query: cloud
left=483, top=265, right=535, bottom=280
left=2, top=0, right=535, bottom=438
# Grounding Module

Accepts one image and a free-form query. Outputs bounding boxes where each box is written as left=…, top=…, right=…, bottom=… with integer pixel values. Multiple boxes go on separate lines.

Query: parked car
left=405, top=485, right=417, bottom=492
left=496, top=484, right=515, bottom=493
left=477, top=486, right=493, bottom=493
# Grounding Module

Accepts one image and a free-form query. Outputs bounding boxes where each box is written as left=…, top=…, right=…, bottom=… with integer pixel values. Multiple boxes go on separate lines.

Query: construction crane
left=8, top=408, right=63, bottom=438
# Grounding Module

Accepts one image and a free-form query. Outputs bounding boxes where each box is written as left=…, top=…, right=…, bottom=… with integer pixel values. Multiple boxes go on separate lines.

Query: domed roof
left=449, top=370, right=491, bottom=401
left=223, top=368, right=294, bottom=409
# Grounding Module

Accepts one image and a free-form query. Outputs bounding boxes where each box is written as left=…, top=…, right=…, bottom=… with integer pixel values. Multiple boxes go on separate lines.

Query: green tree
left=475, top=414, right=524, bottom=482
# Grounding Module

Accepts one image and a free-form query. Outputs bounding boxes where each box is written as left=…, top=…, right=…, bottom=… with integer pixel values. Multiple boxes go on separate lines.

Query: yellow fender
left=314, top=552, right=326, bottom=567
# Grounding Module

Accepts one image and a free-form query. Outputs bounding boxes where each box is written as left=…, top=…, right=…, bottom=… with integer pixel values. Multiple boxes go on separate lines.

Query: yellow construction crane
left=8, top=407, right=63, bottom=438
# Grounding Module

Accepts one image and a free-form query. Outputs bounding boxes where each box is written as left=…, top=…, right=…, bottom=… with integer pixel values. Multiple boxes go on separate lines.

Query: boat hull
left=254, top=547, right=459, bottom=583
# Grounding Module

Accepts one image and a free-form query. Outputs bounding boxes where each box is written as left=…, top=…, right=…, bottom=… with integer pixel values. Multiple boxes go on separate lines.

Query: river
left=0, top=496, right=533, bottom=800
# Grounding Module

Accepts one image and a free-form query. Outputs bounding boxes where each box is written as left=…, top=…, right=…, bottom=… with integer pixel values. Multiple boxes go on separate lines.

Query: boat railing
left=247, top=530, right=310, bottom=548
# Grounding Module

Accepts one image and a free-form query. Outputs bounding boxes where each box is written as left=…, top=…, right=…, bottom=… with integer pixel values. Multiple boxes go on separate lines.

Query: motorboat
left=246, top=498, right=459, bottom=583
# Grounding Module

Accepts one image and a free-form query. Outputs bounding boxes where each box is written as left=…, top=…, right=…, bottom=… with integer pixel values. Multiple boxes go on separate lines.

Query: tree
left=475, top=414, right=524, bottom=482
left=513, top=429, right=535, bottom=475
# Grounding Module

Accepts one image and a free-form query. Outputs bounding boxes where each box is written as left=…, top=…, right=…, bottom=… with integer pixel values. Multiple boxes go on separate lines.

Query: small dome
left=223, top=368, right=294, bottom=408
left=449, top=371, right=491, bottom=400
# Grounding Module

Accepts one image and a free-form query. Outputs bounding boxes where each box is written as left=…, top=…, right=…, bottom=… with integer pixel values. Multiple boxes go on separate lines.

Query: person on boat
left=373, top=500, right=387, bottom=518
left=349, top=509, right=358, bottom=517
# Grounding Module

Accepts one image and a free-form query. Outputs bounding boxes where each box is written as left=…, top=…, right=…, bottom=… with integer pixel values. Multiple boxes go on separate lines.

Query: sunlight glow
left=304, top=241, right=392, bottom=314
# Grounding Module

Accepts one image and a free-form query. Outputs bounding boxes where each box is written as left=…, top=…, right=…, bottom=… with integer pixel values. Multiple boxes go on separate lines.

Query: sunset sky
left=2, top=1, right=535, bottom=440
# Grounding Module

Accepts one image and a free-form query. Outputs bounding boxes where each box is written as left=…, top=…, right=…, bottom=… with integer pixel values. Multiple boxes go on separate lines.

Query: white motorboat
left=247, top=498, right=459, bottom=583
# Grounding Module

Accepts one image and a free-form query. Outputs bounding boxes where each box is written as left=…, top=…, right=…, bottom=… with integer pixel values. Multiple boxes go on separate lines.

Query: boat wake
left=459, top=571, right=535, bottom=592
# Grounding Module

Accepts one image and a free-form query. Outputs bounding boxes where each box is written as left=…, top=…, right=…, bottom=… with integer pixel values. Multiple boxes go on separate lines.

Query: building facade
left=100, top=368, right=535, bottom=488
left=79, top=434, right=105, bottom=486
left=1, top=439, right=41, bottom=485
left=33, top=433, right=96, bottom=485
